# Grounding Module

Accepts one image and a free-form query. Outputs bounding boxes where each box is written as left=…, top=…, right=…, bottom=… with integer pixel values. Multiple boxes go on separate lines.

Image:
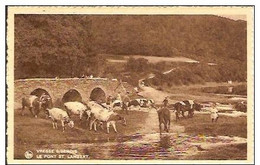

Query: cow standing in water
left=156, top=107, right=171, bottom=134
left=171, top=100, right=202, bottom=121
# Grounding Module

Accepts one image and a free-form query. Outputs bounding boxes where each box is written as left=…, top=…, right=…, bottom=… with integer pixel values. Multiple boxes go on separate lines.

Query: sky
left=217, top=15, right=247, bottom=21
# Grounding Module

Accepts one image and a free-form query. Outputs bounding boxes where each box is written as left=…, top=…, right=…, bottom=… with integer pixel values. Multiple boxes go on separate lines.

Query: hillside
left=14, top=15, right=247, bottom=85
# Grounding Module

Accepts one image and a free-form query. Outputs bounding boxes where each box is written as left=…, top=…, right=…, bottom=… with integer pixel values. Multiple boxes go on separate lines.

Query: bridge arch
left=62, top=89, right=82, bottom=103
left=29, top=86, right=54, bottom=100
left=30, top=87, right=53, bottom=108
left=30, top=88, right=53, bottom=101
left=89, top=87, right=106, bottom=103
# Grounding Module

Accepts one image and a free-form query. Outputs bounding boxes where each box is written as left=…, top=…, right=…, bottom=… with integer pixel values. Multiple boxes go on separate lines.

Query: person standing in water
left=210, top=103, right=219, bottom=122
left=163, top=96, right=169, bottom=107
left=122, top=92, right=131, bottom=115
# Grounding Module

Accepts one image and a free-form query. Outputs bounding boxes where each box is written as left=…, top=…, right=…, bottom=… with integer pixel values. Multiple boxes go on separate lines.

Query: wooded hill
left=14, top=15, right=247, bottom=86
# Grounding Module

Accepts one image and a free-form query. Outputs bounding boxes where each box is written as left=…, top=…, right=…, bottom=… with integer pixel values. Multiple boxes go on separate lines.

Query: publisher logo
left=24, top=150, right=33, bottom=159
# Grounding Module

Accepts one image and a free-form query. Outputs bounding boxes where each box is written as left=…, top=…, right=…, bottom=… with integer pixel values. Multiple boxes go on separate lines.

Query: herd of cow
left=20, top=92, right=205, bottom=134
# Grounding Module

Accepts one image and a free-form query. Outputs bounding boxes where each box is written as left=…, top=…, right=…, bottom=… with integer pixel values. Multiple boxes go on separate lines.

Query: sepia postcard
left=6, top=6, right=254, bottom=164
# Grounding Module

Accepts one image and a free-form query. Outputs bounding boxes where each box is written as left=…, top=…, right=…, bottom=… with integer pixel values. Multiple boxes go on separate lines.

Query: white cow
left=88, top=101, right=126, bottom=133
left=64, top=101, right=91, bottom=121
left=47, top=108, right=74, bottom=132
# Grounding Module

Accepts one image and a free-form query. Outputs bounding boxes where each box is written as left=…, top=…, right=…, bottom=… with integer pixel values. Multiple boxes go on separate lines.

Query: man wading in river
left=163, top=96, right=169, bottom=107
left=122, top=92, right=130, bottom=114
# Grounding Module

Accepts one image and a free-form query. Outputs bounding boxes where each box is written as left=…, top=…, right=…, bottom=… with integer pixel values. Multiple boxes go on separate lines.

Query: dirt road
left=138, top=79, right=177, bottom=104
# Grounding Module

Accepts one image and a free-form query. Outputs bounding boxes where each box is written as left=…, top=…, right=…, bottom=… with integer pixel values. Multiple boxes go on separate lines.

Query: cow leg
left=35, top=107, right=40, bottom=118
left=159, top=123, right=162, bottom=135
left=190, top=110, right=194, bottom=118
left=93, top=121, right=97, bottom=132
left=164, top=122, right=167, bottom=131
left=31, top=108, right=37, bottom=118
left=61, top=121, right=65, bottom=132
left=79, top=112, right=83, bottom=125
left=124, top=105, right=129, bottom=115
left=182, top=110, right=185, bottom=118
left=167, top=120, right=170, bottom=132
left=45, top=109, right=49, bottom=118
left=29, top=107, right=34, bottom=116
left=55, top=121, right=58, bottom=129
left=98, top=122, right=104, bottom=130
left=215, top=116, right=219, bottom=122
left=89, top=119, right=96, bottom=131
left=111, top=121, right=117, bottom=133
left=107, top=122, right=111, bottom=134
left=52, top=121, right=56, bottom=129
left=175, top=111, right=180, bottom=122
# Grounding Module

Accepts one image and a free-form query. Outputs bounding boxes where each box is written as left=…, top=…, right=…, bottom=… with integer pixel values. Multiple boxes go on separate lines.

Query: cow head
left=110, top=114, right=127, bottom=126
left=39, top=94, right=52, bottom=117
left=194, top=103, right=202, bottom=111
left=120, top=116, right=127, bottom=126
left=68, top=120, right=74, bottom=128
left=84, top=110, right=92, bottom=121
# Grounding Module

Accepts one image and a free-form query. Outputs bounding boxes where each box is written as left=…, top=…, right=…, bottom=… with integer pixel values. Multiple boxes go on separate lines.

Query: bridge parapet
left=14, top=78, right=129, bottom=109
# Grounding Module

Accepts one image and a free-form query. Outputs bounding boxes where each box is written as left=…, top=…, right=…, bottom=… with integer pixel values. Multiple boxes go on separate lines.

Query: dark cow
left=157, top=107, right=171, bottom=135
left=170, top=100, right=202, bottom=121
left=39, top=94, right=52, bottom=118
left=128, top=98, right=154, bottom=109
left=128, top=99, right=140, bottom=107
left=21, top=95, right=43, bottom=118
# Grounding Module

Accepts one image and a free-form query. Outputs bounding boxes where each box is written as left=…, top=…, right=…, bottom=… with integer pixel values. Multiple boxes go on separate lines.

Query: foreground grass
left=14, top=109, right=148, bottom=159
left=172, top=114, right=247, bottom=138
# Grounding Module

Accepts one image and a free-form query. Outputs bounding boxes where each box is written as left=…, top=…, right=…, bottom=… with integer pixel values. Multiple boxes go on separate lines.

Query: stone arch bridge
left=14, top=78, right=133, bottom=108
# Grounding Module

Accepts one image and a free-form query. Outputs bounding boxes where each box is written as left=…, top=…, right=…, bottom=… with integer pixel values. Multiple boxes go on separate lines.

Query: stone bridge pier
left=14, top=78, right=131, bottom=109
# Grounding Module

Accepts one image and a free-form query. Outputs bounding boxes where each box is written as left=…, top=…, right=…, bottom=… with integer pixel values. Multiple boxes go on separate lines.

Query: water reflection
left=49, top=133, right=245, bottom=160
left=159, top=135, right=171, bottom=149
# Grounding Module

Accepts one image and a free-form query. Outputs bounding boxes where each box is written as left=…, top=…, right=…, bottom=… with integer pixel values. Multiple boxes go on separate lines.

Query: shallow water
left=48, top=133, right=246, bottom=160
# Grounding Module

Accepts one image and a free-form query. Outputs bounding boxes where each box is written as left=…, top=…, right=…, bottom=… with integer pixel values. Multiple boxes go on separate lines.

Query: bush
left=234, top=102, right=247, bottom=112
